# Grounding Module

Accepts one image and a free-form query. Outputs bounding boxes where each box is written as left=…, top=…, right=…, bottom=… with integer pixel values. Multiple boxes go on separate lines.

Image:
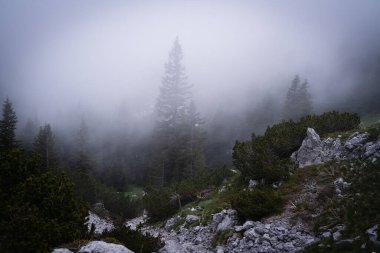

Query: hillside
left=52, top=113, right=380, bottom=253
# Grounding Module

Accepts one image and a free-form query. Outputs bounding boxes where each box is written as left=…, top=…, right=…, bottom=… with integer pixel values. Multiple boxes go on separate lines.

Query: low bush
left=233, top=111, right=360, bottom=184
left=143, top=188, right=178, bottom=222
left=231, top=188, right=284, bottom=221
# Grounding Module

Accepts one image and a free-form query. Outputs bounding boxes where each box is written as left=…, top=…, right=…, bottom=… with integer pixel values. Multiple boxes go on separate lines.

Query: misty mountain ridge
left=1, top=1, right=380, bottom=253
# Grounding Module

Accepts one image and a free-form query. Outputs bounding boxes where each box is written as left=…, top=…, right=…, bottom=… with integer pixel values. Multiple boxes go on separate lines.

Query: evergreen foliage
left=283, top=75, right=313, bottom=120
left=233, top=111, right=360, bottom=184
left=75, top=118, right=91, bottom=173
left=149, top=38, right=206, bottom=186
left=144, top=187, right=178, bottom=222
left=33, top=124, right=57, bottom=170
left=231, top=188, right=284, bottom=221
left=0, top=98, right=17, bottom=151
left=0, top=149, right=87, bottom=253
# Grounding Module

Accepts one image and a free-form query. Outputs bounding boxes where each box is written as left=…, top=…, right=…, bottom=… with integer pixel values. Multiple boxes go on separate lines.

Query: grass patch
left=124, top=185, right=144, bottom=198
left=178, top=190, right=233, bottom=226
left=301, top=161, right=380, bottom=252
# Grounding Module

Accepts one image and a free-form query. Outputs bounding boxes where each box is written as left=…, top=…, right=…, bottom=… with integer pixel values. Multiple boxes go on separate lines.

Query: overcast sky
left=1, top=0, right=380, bottom=129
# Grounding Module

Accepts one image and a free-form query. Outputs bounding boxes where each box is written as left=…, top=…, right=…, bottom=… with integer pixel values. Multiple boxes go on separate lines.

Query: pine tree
left=33, top=124, right=57, bottom=170
left=149, top=38, right=205, bottom=186
left=75, top=118, right=91, bottom=173
left=0, top=98, right=17, bottom=151
left=283, top=75, right=312, bottom=119
left=182, top=101, right=206, bottom=178
left=20, top=118, right=38, bottom=149
left=155, top=37, right=191, bottom=131
left=298, top=80, right=313, bottom=117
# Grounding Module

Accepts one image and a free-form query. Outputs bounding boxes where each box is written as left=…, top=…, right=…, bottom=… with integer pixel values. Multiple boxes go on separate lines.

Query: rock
left=291, top=128, right=325, bottom=168
left=334, top=178, right=350, bottom=190
left=366, top=224, right=380, bottom=245
left=86, top=211, right=114, bottom=234
left=283, top=242, right=295, bottom=251
left=185, top=215, right=199, bottom=224
left=194, top=236, right=203, bottom=244
left=216, top=246, right=224, bottom=253
left=244, top=228, right=260, bottom=240
left=216, top=215, right=236, bottom=232
left=125, top=211, right=147, bottom=231
left=52, top=249, right=73, bottom=253
left=344, top=132, right=369, bottom=150
left=321, top=231, right=331, bottom=239
left=249, top=179, right=258, bottom=190
left=291, top=128, right=377, bottom=168
left=242, top=220, right=255, bottom=230
left=79, top=241, right=134, bottom=253
left=212, top=213, right=224, bottom=224
left=255, top=227, right=266, bottom=235
left=165, top=216, right=180, bottom=230
left=333, top=231, right=342, bottom=241
left=364, top=139, right=380, bottom=157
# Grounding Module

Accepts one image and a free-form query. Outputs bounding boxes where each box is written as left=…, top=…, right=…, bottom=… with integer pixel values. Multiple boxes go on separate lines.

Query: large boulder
left=52, top=249, right=73, bottom=253
left=292, top=128, right=378, bottom=168
left=185, top=215, right=200, bottom=225
left=79, top=241, right=134, bottom=253
left=291, top=128, right=325, bottom=168
left=212, top=209, right=238, bottom=232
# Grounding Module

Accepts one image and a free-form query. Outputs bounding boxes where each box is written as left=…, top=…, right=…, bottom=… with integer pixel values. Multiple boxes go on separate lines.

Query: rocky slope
left=137, top=205, right=317, bottom=253
left=53, top=127, right=380, bottom=253
left=53, top=241, right=134, bottom=253
left=291, top=128, right=380, bottom=168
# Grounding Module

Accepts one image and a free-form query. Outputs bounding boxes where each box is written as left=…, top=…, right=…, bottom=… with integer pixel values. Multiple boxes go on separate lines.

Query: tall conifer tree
left=33, top=124, right=57, bottom=170
left=283, top=75, right=312, bottom=119
left=149, top=38, right=205, bottom=187
left=0, top=98, right=17, bottom=151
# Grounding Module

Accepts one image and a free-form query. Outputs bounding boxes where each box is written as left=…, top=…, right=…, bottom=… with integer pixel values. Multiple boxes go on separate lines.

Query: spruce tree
left=75, top=118, right=91, bottom=173
left=283, top=75, right=312, bottom=119
left=182, top=101, right=206, bottom=178
left=20, top=118, right=38, bottom=150
left=149, top=38, right=205, bottom=187
left=33, top=124, right=57, bottom=170
left=0, top=98, right=17, bottom=151
left=298, top=80, right=313, bottom=117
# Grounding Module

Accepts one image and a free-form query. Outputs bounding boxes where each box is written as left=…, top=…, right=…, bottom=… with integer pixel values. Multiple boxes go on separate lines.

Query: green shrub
left=144, top=188, right=178, bottom=222
left=233, top=135, right=289, bottom=184
left=0, top=149, right=87, bottom=253
left=231, top=188, right=284, bottom=221
left=300, top=111, right=360, bottom=135
left=233, top=111, right=360, bottom=184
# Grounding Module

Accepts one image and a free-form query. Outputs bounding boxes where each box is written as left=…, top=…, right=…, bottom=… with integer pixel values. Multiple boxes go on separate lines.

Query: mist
left=1, top=0, right=380, bottom=160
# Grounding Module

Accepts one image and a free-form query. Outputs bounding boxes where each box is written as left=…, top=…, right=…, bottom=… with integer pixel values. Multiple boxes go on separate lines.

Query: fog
left=1, top=0, right=380, bottom=140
